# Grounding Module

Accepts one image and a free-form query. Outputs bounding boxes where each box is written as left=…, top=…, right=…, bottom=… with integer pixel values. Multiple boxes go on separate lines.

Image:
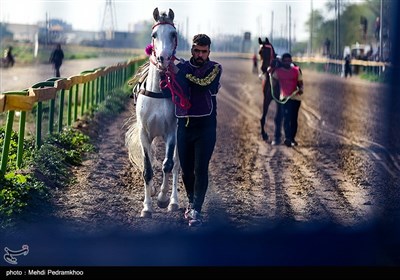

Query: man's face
left=191, top=45, right=210, bottom=65
left=282, top=57, right=292, bottom=69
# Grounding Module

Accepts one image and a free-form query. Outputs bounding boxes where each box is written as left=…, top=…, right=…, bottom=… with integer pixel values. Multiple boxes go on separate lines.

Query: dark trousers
left=54, top=63, right=62, bottom=77
left=344, top=64, right=352, bottom=78
left=283, top=99, right=301, bottom=142
left=274, top=102, right=283, bottom=141
left=177, top=118, right=216, bottom=213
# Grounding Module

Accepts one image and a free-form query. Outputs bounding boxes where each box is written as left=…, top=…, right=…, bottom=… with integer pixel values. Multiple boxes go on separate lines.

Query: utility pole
left=286, top=5, right=288, bottom=52
left=186, top=17, right=189, bottom=51
left=288, top=5, right=291, bottom=53
left=309, top=0, right=313, bottom=56
left=334, top=0, right=336, bottom=57
left=101, top=0, right=117, bottom=41
left=270, top=10, right=274, bottom=43
left=337, top=0, right=341, bottom=59
left=379, top=0, right=383, bottom=61
left=46, top=12, right=49, bottom=45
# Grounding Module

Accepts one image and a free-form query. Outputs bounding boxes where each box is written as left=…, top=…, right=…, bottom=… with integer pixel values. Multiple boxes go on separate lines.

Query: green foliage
left=0, top=173, right=46, bottom=228
left=298, top=0, right=392, bottom=58
left=0, top=126, right=93, bottom=228
left=97, top=89, right=131, bottom=117
left=0, top=127, right=35, bottom=173
left=42, top=127, right=94, bottom=166
left=359, top=72, right=388, bottom=83
left=295, top=62, right=326, bottom=73
left=68, top=53, right=98, bottom=60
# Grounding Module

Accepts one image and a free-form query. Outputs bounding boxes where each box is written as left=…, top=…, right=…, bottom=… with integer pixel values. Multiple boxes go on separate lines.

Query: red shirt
left=272, top=65, right=302, bottom=99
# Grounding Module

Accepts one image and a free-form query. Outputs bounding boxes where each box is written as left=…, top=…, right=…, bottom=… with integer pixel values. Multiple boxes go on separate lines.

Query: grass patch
left=0, top=87, right=131, bottom=229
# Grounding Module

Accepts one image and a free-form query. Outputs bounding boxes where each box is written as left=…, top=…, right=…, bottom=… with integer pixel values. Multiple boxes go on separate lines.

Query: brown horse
left=258, top=37, right=282, bottom=143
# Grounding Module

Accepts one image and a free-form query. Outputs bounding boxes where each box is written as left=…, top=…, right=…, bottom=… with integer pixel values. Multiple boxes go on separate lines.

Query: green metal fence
left=0, top=56, right=146, bottom=178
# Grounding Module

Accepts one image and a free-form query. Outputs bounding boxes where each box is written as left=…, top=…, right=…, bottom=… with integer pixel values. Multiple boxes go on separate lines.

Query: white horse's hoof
left=168, top=203, right=179, bottom=212
left=157, top=198, right=170, bottom=209
left=141, top=210, right=152, bottom=218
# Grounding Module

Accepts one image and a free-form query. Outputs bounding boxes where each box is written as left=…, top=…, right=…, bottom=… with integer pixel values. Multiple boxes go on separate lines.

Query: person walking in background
left=324, top=38, right=331, bottom=56
left=252, top=53, right=258, bottom=74
left=49, top=44, right=64, bottom=77
left=174, top=34, right=222, bottom=227
left=4, top=46, right=15, bottom=67
left=344, top=54, right=352, bottom=78
left=272, top=53, right=303, bottom=147
left=374, top=16, right=380, bottom=41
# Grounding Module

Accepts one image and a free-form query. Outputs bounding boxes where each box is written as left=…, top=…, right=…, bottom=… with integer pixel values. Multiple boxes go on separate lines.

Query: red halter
left=150, top=21, right=191, bottom=110
left=150, top=21, right=178, bottom=60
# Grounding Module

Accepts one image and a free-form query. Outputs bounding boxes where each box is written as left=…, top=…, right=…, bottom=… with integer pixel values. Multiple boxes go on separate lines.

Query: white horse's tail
left=124, top=113, right=157, bottom=172
left=125, top=114, right=146, bottom=172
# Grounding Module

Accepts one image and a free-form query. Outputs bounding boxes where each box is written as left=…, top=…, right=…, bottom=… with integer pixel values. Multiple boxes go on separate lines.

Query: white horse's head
left=151, top=8, right=177, bottom=71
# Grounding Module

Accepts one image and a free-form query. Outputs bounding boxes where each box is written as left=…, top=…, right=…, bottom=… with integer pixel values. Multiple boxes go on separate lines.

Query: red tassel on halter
left=145, top=44, right=153, bottom=56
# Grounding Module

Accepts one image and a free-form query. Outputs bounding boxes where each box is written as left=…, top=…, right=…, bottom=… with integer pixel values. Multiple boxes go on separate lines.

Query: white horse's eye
left=152, top=32, right=157, bottom=39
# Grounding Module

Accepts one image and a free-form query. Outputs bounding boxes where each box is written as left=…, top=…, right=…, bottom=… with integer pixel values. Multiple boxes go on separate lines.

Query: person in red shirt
left=272, top=53, right=303, bottom=147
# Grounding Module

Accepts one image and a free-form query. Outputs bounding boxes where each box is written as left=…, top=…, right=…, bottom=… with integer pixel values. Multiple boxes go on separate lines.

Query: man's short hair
left=281, top=53, right=292, bottom=60
left=193, top=34, right=211, bottom=47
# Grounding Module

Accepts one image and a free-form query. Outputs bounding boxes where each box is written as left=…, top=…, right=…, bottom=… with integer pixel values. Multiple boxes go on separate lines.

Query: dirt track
left=2, top=57, right=400, bottom=266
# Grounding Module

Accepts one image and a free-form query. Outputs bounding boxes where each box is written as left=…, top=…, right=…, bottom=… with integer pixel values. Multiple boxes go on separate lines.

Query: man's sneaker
left=271, top=139, right=280, bottom=145
left=184, top=204, right=193, bottom=220
left=188, top=209, right=202, bottom=227
left=291, top=140, right=298, bottom=147
left=284, top=139, right=292, bottom=147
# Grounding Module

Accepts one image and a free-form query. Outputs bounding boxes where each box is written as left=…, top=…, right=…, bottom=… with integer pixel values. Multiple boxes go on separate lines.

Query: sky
left=0, top=0, right=335, bottom=42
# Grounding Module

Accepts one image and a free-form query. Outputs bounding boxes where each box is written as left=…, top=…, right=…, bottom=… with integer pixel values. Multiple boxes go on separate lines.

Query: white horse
left=125, top=8, right=183, bottom=218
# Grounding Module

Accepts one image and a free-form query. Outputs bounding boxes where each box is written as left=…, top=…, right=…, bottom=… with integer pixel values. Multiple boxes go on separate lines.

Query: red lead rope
left=160, top=66, right=191, bottom=110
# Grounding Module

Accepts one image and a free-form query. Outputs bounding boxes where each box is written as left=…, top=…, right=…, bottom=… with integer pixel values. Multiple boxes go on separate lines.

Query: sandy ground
left=1, top=58, right=400, bottom=266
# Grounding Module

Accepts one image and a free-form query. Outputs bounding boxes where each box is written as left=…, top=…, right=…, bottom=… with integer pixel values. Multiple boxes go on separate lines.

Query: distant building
left=130, top=20, right=150, bottom=32
left=102, top=31, right=137, bottom=48
left=37, top=19, right=72, bottom=44
left=242, top=32, right=252, bottom=53
left=3, top=23, right=39, bottom=42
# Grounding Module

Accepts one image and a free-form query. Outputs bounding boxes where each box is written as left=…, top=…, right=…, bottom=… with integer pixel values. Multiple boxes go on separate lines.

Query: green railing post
left=58, top=89, right=65, bottom=133
left=16, top=111, right=26, bottom=168
left=67, top=86, right=73, bottom=126
left=100, top=76, right=105, bottom=102
left=0, top=111, right=15, bottom=177
left=74, top=84, right=79, bottom=122
left=35, top=101, right=42, bottom=149
left=86, top=81, right=90, bottom=112
left=49, top=98, right=55, bottom=134
left=91, top=80, right=95, bottom=109
left=96, top=78, right=100, bottom=105
left=81, top=83, right=86, bottom=117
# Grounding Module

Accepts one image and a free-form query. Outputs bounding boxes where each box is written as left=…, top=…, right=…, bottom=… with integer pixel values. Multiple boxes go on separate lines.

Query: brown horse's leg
left=260, top=78, right=273, bottom=141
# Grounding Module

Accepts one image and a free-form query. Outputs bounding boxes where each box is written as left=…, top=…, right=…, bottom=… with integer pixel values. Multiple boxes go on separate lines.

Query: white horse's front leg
left=141, top=144, right=154, bottom=218
left=157, top=140, right=175, bottom=209
left=168, top=149, right=180, bottom=211
left=142, top=180, right=154, bottom=218
left=157, top=166, right=170, bottom=208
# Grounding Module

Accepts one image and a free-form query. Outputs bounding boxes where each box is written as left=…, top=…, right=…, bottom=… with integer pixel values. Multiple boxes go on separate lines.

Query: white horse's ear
left=153, top=7, right=160, bottom=21
left=168, top=9, right=174, bottom=21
